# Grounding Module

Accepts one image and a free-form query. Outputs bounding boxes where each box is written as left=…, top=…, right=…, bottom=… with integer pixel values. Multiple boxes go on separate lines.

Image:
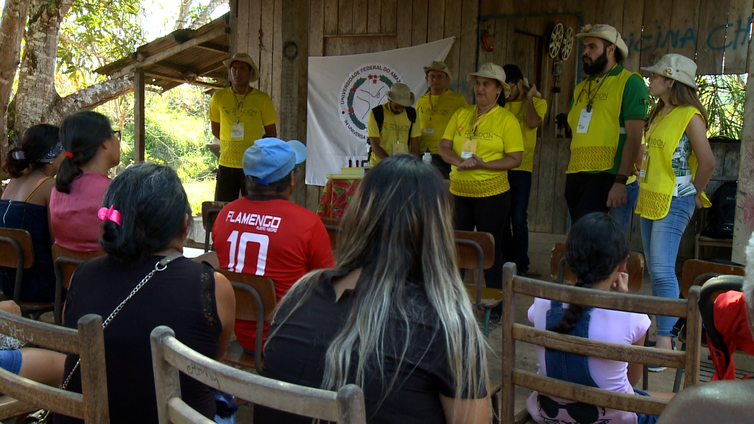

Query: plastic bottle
left=422, top=149, right=432, bottom=164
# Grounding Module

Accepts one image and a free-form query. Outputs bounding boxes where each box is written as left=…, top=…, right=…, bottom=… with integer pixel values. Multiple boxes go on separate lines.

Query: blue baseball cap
left=242, top=138, right=308, bottom=185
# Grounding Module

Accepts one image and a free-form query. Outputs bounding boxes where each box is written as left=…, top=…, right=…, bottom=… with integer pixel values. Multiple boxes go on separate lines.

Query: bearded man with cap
left=366, top=83, right=422, bottom=165
left=211, top=138, right=335, bottom=353
left=415, top=61, right=468, bottom=178
left=565, top=24, right=649, bottom=224
left=209, top=53, right=278, bottom=201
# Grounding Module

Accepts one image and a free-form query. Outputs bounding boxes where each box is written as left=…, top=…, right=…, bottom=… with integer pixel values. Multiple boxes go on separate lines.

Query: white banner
left=305, top=38, right=455, bottom=186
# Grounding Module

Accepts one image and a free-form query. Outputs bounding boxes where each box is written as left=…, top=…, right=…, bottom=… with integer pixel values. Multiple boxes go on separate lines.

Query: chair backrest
left=151, top=325, right=367, bottom=424
left=454, top=231, right=495, bottom=307
left=501, top=263, right=702, bottom=422
left=201, top=201, right=229, bottom=252
left=681, top=259, right=745, bottom=299
left=549, top=243, right=645, bottom=292
left=320, top=217, right=342, bottom=252
left=51, top=244, right=106, bottom=325
left=0, top=311, right=108, bottom=423
left=0, top=228, right=36, bottom=304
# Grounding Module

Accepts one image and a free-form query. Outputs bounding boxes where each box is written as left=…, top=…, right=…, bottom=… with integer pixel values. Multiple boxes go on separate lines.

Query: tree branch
left=47, top=75, right=134, bottom=125
left=188, top=0, right=228, bottom=30
left=174, top=0, right=192, bottom=31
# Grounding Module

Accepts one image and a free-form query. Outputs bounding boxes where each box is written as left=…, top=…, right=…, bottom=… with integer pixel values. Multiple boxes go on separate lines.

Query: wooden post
left=133, top=68, right=146, bottom=163
left=733, top=20, right=754, bottom=264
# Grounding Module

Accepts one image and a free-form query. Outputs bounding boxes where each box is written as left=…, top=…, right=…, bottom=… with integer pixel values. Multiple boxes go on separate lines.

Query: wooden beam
left=144, top=71, right=225, bottom=89
left=111, top=26, right=228, bottom=79
left=733, top=24, right=754, bottom=263
left=195, top=42, right=230, bottom=53
left=134, top=69, right=146, bottom=163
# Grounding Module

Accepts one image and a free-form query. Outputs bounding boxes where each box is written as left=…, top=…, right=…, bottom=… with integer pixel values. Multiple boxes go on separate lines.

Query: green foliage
left=696, top=74, right=746, bottom=140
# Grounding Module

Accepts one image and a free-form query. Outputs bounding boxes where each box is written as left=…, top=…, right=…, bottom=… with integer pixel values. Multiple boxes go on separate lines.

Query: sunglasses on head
left=538, top=394, right=602, bottom=424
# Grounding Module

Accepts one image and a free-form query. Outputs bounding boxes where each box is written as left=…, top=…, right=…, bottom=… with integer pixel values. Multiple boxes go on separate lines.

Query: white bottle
left=422, top=149, right=432, bottom=164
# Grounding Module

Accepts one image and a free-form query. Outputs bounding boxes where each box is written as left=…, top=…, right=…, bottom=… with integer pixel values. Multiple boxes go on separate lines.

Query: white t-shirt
left=525, top=297, right=651, bottom=424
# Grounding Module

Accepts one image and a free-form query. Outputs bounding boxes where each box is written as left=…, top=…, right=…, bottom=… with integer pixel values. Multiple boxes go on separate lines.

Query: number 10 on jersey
left=226, top=230, right=270, bottom=275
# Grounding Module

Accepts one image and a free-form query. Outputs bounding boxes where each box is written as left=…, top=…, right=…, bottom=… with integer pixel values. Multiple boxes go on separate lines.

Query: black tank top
left=53, top=255, right=222, bottom=424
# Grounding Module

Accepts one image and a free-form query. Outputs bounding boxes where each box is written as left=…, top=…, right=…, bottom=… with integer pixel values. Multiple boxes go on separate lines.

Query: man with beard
left=565, top=24, right=648, bottom=223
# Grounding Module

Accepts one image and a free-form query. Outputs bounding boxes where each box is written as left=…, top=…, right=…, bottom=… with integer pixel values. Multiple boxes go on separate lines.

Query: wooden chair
left=51, top=244, right=105, bottom=325
left=201, top=201, right=229, bottom=252
left=320, top=217, right=342, bottom=254
left=151, top=325, right=367, bottom=424
left=454, top=231, right=497, bottom=338
left=0, top=228, right=54, bottom=319
left=698, top=274, right=746, bottom=380
left=0, top=311, right=108, bottom=423
left=495, top=263, right=702, bottom=424
left=216, top=268, right=276, bottom=371
left=549, top=242, right=645, bottom=292
left=680, top=259, right=745, bottom=299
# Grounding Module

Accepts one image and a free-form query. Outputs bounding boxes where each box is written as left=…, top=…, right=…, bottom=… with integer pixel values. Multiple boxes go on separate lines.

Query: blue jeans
left=640, top=195, right=696, bottom=336
left=503, top=170, right=532, bottom=274
left=609, top=180, right=639, bottom=231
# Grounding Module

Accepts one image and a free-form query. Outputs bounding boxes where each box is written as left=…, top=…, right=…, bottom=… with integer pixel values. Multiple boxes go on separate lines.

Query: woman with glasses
left=49, top=111, right=121, bottom=252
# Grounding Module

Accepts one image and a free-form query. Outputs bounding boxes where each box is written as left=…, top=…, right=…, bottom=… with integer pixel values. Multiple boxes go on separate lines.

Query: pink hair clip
left=98, top=206, right=122, bottom=226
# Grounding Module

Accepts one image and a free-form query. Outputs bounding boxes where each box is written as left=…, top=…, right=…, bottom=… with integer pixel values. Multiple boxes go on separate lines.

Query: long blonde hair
left=269, top=154, right=488, bottom=418
left=647, top=77, right=709, bottom=130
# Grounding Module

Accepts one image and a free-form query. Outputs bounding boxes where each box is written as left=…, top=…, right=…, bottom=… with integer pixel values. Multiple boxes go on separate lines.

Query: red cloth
left=212, top=197, right=335, bottom=351
left=316, top=178, right=361, bottom=218
left=709, top=291, right=754, bottom=380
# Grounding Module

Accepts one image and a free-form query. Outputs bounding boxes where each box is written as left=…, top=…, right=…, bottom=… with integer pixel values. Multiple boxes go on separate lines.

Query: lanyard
left=233, top=87, right=252, bottom=123
left=386, top=108, right=405, bottom=143
left=469, top=105, right=496, bottom=137
left=644, top=107, right=674, bottom=142
left=578, top=64, right=617, bottom=112
left=428, top=89, right=446, bottom=114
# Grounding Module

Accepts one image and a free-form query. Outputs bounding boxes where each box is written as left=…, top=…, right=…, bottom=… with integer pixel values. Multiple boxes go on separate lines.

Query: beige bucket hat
left=386, top=83, right=416, bottom=107
left=423, top=61, right=452, bottom=80
left=576, top=23, right=629, bottom=59
left=467, top=63, right=510, bottom=91
left=223, top=53, right=260, bottom=83
left=641, top=53, right=697, bottom=89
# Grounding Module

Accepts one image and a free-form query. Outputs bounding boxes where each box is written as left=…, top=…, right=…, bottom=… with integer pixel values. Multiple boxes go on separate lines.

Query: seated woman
left=526, top=212, right=659, bottom=424
left=256, top=154, right=489, bottom=424
left=50, top=111, right=120, bottom=252
left=1, top=124, right=63, bottom=301
left=54, top=164, right=235, bottom=424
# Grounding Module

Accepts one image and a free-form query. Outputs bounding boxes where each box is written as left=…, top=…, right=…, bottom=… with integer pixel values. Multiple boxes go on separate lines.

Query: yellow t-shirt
left=442, top=105, right=524, bottom=197
left=504, top=97, right=547, bottom=172
left=209, top=87, right=278, bottom=168
left=367, top=103, right=423, bottom=166
left=416, top=89, right=468, bottom=154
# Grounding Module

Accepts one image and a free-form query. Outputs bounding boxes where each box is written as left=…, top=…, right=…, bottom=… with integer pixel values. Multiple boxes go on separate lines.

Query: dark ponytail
left=551, top=212, right=629, bottom=334
left=3, top=124, right=60, bottom=178
left=56, top=111, right=112, bottom=194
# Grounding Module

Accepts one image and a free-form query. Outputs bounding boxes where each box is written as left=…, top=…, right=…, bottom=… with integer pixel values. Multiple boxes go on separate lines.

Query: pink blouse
left=49, top=172, right=111, bottom=252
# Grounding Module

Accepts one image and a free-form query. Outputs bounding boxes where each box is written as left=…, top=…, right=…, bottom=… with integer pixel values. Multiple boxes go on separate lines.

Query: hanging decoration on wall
left=548, top=23, right=564, bottom=58
left=561, top=27, right=574, bottom=60
left=481, top=30, right=495, bottom=52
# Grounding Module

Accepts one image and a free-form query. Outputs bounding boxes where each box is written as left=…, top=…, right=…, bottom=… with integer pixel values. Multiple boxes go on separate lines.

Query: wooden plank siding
left=231, top=0, right=750, bottom=224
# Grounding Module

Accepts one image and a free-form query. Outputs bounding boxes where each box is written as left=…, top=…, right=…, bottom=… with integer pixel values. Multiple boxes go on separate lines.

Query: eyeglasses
left=537, top=395, right=601, bottom=423
left=112, top=130, right=121, bottom=141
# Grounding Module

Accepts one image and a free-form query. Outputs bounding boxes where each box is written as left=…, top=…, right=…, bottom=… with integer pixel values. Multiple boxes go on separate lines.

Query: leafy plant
left=696, top=74, right=746, bottom=140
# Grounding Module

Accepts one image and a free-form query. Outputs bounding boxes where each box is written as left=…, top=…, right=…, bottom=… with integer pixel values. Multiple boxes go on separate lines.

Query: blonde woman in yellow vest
left=439, top=63, right=524, bottom=320
left=636, top=54, right=715, bottom=359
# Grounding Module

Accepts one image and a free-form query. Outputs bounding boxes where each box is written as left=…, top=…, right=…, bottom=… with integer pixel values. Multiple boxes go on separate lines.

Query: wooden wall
left=231, top=0, right=751, bottom=238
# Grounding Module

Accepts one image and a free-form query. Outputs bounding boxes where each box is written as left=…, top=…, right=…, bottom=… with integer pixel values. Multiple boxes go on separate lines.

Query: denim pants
left=609, top=180, right=639, bottom=231
left=640, top=195, right=696, bottom=336
left=502, top=170, right=532, bottom=275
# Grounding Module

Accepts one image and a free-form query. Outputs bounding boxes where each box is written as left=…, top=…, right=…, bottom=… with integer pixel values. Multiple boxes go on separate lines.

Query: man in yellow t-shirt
left=502, top=64, right=547, bottom=276
left=209, top=52, right=278, bottom=201
left=366, top=83, right=422, bottom=166
left=416, top=61, right=468, bottom=178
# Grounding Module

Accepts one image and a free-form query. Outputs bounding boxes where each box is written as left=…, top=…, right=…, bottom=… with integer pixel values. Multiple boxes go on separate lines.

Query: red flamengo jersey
left=212, top=196, right=335, bottom=351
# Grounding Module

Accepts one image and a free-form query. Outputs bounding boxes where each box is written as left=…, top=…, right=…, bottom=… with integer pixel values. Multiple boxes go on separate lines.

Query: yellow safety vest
left=635, top=106, right=709, bottom=220
left=567, top=69, right=639, bottom=173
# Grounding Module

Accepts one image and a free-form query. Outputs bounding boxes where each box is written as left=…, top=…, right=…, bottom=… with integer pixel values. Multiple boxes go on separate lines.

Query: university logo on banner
left=339, top=63, right=404, bottom=141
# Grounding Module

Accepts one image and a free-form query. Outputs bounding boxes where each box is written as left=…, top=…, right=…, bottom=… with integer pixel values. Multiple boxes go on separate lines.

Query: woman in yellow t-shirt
left=635, top=54, right=715, bottom=357
left=439, top=63, right=524, bottom=318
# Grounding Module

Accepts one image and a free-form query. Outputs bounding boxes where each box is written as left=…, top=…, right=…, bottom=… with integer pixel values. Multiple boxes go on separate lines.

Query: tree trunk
left=189, top=0, right=229, bottom=30
left=174, top=0, right=192, bottom=30
left=9, top=0, right=74, bottom=138
left=47, top=76, right=134, bottom=125
left=0, top=0, right=31, bottom=178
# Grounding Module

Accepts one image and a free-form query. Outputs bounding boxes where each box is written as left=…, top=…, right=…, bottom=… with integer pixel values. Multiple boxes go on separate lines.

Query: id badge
left=639, top=152, right=650, bottom=183
left=423, top=119, right=435, bottom=134
left=461, top=138, right=477, bottom=159
left=231, top=122, right=245, bottom=140
left=577, top=108, right=593, bottom=133
left=393, top=141, right=407, bottom=154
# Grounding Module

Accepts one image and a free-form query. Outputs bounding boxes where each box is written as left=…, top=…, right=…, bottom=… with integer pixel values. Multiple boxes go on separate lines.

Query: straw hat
left=423, top=61, right=452, bottom=80
left=575, top=24, right=629, bottom=59
left=386, top=83, right=416, bottom=107
left=641, top=53, right=697, bottom=89
left=223, top=53, right=260, bottom=83
left=467, top=63, right=510, bottom=91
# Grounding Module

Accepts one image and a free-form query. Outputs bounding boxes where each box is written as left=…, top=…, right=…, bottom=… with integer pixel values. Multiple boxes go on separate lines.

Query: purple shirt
left=50, top=172, right=111, bottom=252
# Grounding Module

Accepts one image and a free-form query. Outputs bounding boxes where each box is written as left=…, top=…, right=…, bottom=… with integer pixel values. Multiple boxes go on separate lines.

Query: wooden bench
left=454, top=230, right=497, bottom=338
left=549, top=242, right=645, bottom=292
left=216, top=269, right=276, bottom=371
left=0, top=228, right=55, bottom=319
left=0, top=311, right=109, bottom=423
left=51, top=244, right=105, bottom=325
left=151, top=325, right=367, bottom=424
left=493, top=263, right=702, bottom=424
left=201, top=201, right=229, bottom=252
